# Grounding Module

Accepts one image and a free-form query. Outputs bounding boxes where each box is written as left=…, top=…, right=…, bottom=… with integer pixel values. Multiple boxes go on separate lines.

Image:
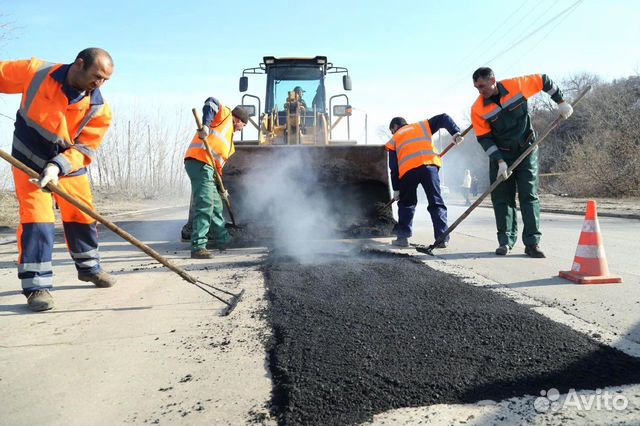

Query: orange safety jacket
left=471, top=74, right=564, bottom=161
left=0, top=57, right=112, bottom=175
left=184, top=104, right=235, bottom=175
left=385, top=119, right=441, bottom=179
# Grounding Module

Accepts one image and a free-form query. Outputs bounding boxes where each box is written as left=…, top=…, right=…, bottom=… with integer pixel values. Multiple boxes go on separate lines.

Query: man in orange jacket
left=471, top=67, right=573, bottom=258
left=184, top=98, right=247, bottom=259
left=0, top=48, right=115, bottom=311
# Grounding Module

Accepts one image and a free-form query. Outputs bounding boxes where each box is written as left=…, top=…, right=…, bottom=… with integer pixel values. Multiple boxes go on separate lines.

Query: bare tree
left=89, top=109, right=191, bottom=197
left=553, top=74, right=640, bottom=196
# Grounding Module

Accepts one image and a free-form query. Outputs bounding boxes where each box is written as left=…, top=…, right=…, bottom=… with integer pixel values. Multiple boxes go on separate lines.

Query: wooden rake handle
left=438, top=123, right=473, bottom=157
left=0, top=148, right=241, bottom=305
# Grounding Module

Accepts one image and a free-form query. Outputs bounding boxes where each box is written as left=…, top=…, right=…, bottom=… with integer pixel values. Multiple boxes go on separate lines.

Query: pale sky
left=0, top=0, right=638, bottom=145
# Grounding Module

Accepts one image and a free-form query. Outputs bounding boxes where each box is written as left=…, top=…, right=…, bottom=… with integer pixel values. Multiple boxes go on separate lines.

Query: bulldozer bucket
left=222, top=144, right=395, bottom=243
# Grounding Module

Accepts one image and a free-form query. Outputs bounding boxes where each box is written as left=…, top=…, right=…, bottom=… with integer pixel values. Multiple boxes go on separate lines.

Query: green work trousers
left=489, top=148, right=541, bottom=248
left=184, top=159, right=230, bottom=252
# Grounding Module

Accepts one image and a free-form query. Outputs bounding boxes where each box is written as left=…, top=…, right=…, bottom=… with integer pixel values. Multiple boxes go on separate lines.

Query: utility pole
left=365, top=112, right=368, bottom=145
left=147, top=124, right=152, bottom=190
left=127, top=120, right=131, bottom=192
left=352, top=107, right=368, bottom=145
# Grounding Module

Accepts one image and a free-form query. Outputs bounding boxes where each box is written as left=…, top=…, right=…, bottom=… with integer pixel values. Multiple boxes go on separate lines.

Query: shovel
left=414, top=85, right=592, bottom=256
left=191, top=108, right=242, bottom=229
left=0, top=149, right=244, bottom=316
left=378, top=124, right=473, bottom=213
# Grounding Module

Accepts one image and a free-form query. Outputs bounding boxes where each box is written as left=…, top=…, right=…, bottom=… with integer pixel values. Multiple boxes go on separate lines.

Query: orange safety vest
left=471, top=74, right=544, bottom=144
left=184, top=104, right=235, bottom=174
left=385, top=119, right=441, bottom=179
left=0, top=57, right=112, bottom=175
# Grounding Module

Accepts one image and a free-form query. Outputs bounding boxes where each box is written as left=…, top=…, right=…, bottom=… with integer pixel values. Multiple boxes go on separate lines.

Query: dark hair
left=76, top=48, right=113, bottom=70
left=389, top=117, right=407, bottom=130
left=472, top=67, right=494, bottom=82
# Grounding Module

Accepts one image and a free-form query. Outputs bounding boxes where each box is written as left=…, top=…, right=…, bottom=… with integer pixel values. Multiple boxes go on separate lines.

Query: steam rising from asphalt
left=434, top=130, right=489, bottom=198
left=240, top=148, right=341, bottom=261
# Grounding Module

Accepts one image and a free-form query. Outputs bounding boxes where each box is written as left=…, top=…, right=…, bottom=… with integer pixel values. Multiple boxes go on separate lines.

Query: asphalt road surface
left=0, top=199, right=638, bottom=425
left=264, top=248, right=640, bottom=425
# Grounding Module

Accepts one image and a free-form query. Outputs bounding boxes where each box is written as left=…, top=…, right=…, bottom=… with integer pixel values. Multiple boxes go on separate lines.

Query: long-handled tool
left=414, top=85, right=592, bottom=256
left=439, top=123, right=473, bottom=157
left=378, top=124, right=473, bottom=213
left=0, top=149, right=244, bottom=315
left=191, top=108, right=241, bottom=229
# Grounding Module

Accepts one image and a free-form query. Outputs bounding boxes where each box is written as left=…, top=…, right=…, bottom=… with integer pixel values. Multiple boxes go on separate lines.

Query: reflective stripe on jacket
left=385, top=119, right=441, bottom=179
left=471, top=73, right=564, bottom=161
left=184, top=103, right=235, bottom=174
left=0, top=57, right=112, bottom=175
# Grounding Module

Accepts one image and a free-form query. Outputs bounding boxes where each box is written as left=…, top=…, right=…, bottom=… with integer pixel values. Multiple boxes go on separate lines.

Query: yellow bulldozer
left=183, top=56, right=395, bottom=244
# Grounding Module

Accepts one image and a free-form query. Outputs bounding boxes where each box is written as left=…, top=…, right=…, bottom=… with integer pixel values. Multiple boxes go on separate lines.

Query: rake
left=0, top=149, right=244, bottom=316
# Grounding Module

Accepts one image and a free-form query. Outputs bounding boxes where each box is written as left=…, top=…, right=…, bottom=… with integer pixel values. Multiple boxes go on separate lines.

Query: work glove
left=393, top=190, right=400, bottom=201
left=497, top=160, right=510, bottom=181
left=452, top=132, right=464, bottom=145
left=558, top=101, right=573, bottom=119
left=38, top=163, right=60, bottom=188
left=198, top=125, right=209, bottom=140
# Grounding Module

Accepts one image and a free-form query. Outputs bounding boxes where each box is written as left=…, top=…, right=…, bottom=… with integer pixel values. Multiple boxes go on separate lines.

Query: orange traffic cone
left=559, top=200, right=622, bottom=284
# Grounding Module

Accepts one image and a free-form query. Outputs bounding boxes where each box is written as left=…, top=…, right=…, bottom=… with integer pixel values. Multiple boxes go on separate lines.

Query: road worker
left=0, top=48, right=115, bottom=312
left=471, top=67, right=573, bottom=258
left=184, top=98, right=248, bottom=259
left=385, top=115, right=464, bottom=248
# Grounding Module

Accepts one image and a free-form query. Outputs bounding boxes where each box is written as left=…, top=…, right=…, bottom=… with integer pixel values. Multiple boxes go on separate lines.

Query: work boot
left=181, top=223, right=191, bottom=242
left=25, top=289, right=54, bottom=312
left=191, top=248, right=214, bottom=259
left=525, top=244, right=546, bottom=258
left=391, top=237, right=409, bottom=248
left=495, top=245, right=510, bottom=256
left=78, top=270, right=117, bottom=288
left=434, top=240, right=449, bottom=249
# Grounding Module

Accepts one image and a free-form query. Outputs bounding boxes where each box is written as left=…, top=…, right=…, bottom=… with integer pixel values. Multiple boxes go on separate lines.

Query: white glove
left=198, top=125, right=209, bottom=140
left=393, top=190, right=400, bottom=201
left=497, top=160, right=510, bottom=181
left=558, top=101, right=573, bottom=119
left=38, top=163, right=60, bottom=188
left=452, top=132, right=464, bottom=145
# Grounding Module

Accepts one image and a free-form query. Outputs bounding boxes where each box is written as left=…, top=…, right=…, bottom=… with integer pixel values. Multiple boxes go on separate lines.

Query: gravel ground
left=263, top=248, right=640, bottom=426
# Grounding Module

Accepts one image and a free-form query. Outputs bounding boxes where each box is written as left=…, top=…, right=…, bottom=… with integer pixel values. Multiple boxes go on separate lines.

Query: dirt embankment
left=538, top=194, right=640, bottom=219
left=471, top=193, right=640, bottom=220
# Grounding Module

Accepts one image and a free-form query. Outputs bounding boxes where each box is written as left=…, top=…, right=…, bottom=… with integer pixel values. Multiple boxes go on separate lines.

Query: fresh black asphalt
left=263, top=249, right=640, bottom=425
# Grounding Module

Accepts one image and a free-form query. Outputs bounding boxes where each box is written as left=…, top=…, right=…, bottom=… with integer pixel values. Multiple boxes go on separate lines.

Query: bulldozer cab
left=239, top=56, right=354, bottom=146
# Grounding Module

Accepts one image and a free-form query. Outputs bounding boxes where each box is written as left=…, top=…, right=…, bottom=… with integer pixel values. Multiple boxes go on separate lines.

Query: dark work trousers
left=489, top=148, right=541, bottom=248
left=397, top=165, right=448, bottom=241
